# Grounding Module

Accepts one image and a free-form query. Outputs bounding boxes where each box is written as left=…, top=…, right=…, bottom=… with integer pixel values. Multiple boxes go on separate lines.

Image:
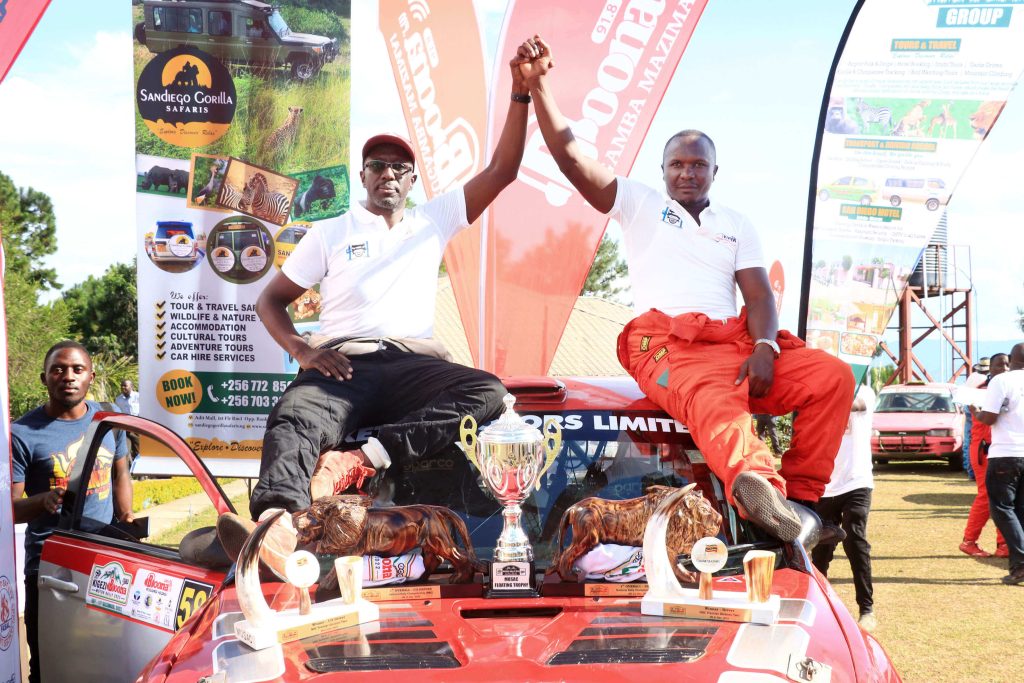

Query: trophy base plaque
left=487, top=560, right=539, bottom=598
left=362, top=576, right=485, bottom=602
left=641, top=589, right=780, bottom=625
left=541, top=573, right=649, bottom=598
left=235, top=598, right=380, bottom=650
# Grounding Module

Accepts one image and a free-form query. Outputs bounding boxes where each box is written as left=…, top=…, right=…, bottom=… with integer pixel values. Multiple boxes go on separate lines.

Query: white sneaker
left=858, top=611, right=878, bottom=632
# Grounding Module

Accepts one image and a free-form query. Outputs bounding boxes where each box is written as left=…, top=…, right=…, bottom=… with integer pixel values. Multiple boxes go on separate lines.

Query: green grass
left=149, top=489, right=250, bottom=548
left=134, top=476, right=238, bottom=511
left=823, top=462, right=1024, bottom=682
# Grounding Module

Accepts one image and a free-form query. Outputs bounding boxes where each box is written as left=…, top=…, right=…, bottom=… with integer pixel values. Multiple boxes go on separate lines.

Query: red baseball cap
left=361, top=133, right=416, bottom=165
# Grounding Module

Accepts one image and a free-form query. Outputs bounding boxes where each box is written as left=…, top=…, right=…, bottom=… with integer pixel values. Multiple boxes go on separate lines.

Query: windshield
left=876, top=391, right=955, bottom=413
left=371, top=409, right=746, bottom=567
left=268, top=10, right=291, bottom=36
left=156, top=225, right=193, bottom=239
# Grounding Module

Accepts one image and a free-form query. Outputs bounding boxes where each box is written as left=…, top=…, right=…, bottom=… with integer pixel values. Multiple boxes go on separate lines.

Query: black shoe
left=732, top=472, right=803, bottom=542
left=818, top=522, right=847, bottom=546
left=1002, top=566, right=1024, bottom=586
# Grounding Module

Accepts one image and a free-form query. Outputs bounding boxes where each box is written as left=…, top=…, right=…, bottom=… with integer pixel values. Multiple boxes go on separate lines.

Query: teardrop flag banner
left=379, top=0, right=490, bottom=364
left=800, top=0, right=1024, bottom=380
left=0, top=0, right=51, bottom=85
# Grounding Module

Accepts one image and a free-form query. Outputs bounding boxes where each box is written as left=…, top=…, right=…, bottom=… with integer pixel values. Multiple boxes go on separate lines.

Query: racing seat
left=179, top=525, right=233, bottom=569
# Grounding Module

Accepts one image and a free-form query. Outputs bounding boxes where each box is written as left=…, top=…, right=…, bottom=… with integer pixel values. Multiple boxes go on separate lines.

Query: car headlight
left=872, top=429, right=880, bottom=437
left=926, top=429, right=952, bottom=437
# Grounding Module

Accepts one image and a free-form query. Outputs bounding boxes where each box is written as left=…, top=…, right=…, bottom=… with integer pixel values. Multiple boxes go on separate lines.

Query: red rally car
left=37, top=378, right=901, bottom=682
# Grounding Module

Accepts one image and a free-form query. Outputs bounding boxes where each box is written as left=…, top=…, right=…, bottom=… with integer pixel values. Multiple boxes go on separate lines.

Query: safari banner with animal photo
left=801, top=0, right=1024, bottom=375
left=132, top=1, right=351, bottom=469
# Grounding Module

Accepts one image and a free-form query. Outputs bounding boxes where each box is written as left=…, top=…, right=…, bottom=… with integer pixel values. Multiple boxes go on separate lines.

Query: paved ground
left=141, top=478, right=251, bottom=538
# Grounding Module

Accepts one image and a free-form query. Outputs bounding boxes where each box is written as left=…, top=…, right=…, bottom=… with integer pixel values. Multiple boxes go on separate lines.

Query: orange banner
left=0, top=0, right=51, bottom=85
left=379, top=0, right=489, bottom=363
left=480, top=0, right=708, bottom=374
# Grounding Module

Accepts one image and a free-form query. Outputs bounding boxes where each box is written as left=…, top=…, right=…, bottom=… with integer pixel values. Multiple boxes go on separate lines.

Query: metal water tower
left=878, top=212, right=977, bottom=384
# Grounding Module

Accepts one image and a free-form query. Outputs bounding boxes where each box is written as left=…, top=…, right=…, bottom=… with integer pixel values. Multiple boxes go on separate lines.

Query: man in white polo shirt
left=517, top=36, right=854, bottom=542
left=973, top=342, right=1024, bottom=585
left=247, top=57, right=533, bottom=525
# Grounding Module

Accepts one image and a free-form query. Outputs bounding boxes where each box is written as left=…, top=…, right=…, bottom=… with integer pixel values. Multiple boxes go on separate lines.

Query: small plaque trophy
left=234, top=513, right=380, bottom=650
left=460, top=394, right=562, bottom=597
left=640, top=490, right=780, bottom=625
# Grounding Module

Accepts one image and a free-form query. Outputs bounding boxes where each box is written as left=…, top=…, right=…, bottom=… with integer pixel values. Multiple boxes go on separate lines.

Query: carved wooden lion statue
left=550, top=484, right=722, bottom=583
left=293, top=495, right=482, bottom=583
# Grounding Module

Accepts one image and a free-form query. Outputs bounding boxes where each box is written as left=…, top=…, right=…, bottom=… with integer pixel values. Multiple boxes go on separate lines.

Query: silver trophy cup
left=460, top=394, right=562, bottom=596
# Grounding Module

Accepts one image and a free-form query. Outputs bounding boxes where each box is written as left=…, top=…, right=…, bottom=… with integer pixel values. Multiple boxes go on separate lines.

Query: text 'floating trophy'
left=460, top=394, right=562, bottom=597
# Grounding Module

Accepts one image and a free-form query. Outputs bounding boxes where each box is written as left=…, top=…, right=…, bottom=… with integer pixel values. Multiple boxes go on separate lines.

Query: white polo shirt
left=611, top=176, right=765, bottom=319
left=281, top=189, right=468, bottom=339
left=824, top=384, right=876, bottom=497
left=982, top=369, right=1024, bottom=459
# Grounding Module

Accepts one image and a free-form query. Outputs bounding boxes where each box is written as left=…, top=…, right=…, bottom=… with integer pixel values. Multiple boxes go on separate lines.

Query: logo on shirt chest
left=660, top=206, right=682, bottom=227
left=714, top=232, right=738, bottom=245
left=346, top=241, right=370, bottom=260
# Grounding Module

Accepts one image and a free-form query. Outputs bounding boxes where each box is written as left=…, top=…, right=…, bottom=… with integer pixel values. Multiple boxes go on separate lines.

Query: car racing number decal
left=176, top=579, right=214, bottom=630
left=84, top=557, right=213, bottom=633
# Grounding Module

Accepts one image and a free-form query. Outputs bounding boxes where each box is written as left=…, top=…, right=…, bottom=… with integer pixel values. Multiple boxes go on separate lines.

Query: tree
left=582, top=235, right=628, bottom=299
left=3, top=269, right=72, bottom=419
left=1017, top=306, right=1024, bottom=333
left=0, top=171, right=60, bottom=290
left=63, top=259, right=139, bottom=360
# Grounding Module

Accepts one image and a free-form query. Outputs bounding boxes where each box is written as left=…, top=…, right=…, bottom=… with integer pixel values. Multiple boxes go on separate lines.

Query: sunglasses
left=363, top=159, right=414, bottom=177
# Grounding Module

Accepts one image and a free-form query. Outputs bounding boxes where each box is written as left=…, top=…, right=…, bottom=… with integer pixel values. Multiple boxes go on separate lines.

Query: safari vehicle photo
left=134, top=0, right=339, bottom=80
left=817, top=176, right=878, bottom=205
left=871, top=382, right=965, bottom=469
left=151, top=220, right=198, bottom=263
left=35, top=379, right=901, bottom=682
left=881, top=177, right=949, bottom=211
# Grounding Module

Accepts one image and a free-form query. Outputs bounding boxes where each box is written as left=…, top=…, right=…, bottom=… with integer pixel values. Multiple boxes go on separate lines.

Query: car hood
left=156, top=568, right=896, bottom=682
left=873, top=412, right=961, bottom=431
left=282, top=33, right=335, bottom=47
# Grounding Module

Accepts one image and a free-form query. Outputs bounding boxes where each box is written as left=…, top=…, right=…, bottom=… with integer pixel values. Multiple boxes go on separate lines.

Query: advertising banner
left=0, top=248, right=21, bottom=683
left=478, top=0, right=708, bottom=374
left=800, top=0, right=1024, bottom=377
left=379, top=0, right=489, bottom=364
left=0, top=0, right=51, bottom=85
left=133, top=2, right=351, bottom=473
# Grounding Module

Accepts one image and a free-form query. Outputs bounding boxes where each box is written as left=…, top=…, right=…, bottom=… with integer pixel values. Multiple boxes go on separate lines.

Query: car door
left=36, top=413, right=235, bottom=683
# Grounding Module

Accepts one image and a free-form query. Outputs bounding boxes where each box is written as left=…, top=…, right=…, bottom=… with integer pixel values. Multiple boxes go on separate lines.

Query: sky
left=1, top=0, right=1022, bottom=352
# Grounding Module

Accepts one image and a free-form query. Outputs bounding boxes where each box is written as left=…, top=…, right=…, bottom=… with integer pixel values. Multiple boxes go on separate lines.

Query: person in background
left=754, top=413, right=782, bottom=454
left=972, top=344, right=1024, bottom=585
left=812, top=381, right=877, bottom=631
left=960, top=353, right=1009, bottom=558
left=114, top=378, right=141, bottom=460
left=962, top=357, right=991, bottom=478
left=10, top=341, right=132, bottom=683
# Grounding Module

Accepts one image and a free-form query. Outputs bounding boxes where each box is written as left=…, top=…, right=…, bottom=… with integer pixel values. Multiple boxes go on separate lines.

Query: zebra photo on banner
left=216, top=158, right=299, bottom=226
left=853, top=98, right=892, bottom=135
left=217, top=181, right=244, bottom=211
left=240, top=173, right=292, bottom=226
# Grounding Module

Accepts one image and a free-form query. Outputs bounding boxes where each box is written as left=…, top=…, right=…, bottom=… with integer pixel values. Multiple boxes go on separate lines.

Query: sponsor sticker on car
left=86, top=557, right=212, bottom=632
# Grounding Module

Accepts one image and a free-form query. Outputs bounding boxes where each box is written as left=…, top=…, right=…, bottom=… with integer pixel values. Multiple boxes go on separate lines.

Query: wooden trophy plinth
left=540, top=572, right=649, bottom=598
left=362, top=576, right=484, bottom=602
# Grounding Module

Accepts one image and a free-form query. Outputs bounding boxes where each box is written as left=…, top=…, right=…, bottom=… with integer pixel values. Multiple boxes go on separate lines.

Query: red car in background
left=35, top=378, right=901, bottom=682
left=871, top=383, right=965, bottom=470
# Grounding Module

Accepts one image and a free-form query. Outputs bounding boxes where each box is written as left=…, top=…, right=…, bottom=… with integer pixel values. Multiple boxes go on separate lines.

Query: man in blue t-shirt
left=11, top=340, right=131, bottom=683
